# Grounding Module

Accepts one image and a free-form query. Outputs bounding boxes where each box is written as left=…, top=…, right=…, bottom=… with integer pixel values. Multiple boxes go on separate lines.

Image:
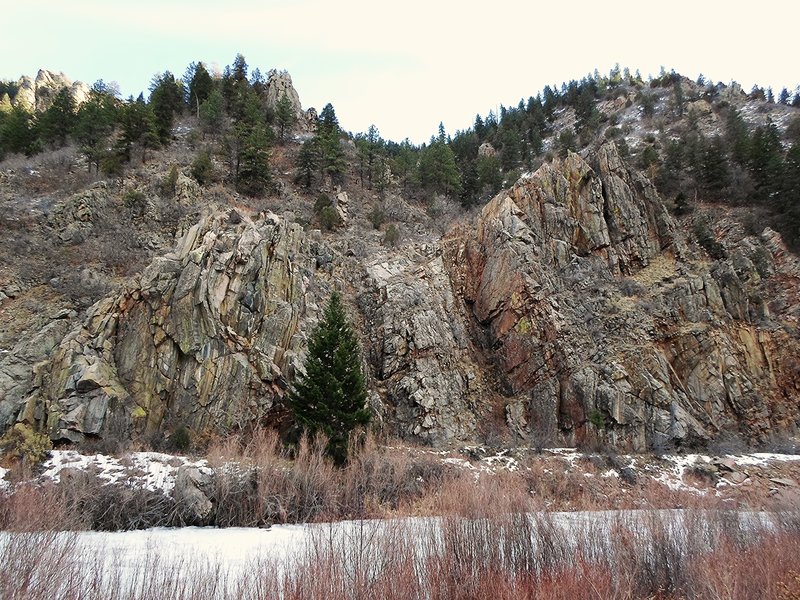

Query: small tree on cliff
left=287, top=291, right=370, bottom=464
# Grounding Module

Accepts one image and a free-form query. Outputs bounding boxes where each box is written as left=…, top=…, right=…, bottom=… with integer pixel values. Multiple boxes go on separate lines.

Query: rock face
left=264, top=69, right=317, bottom=132
left=445, top=142, right=800, bottom=450
left=478, top=143, right=497, bottom=158
left=13, top=69, right=90, bottom=112
left=4, top=142, right=799, bottom=451
left=19, top=212, right=322, bottom=442
left=358, top=246, right=491, bottom=443
left=173, top=465, right=214, bottom=522
left=0, top=314, right=73, bottom=428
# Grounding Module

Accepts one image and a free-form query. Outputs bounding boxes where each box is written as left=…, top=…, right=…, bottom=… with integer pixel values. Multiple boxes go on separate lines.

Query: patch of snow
left=0, top=466, right=9, bottom=492
left=650, top=454, right=708, bottom=493
left=443, top=457, right=474, bottom=470
left=482, top=450, right=519, bottom=472
left=601, top=469, right=619, bottom=478
left=40, top=451, right=208, bottom=495
left=728, top=453, right=800, bottom=466
left=545, top=448, right=581, bottom=467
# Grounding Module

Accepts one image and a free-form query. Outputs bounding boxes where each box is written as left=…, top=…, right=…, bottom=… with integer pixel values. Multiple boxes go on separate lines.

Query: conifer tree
left=296, top=138, right=319, bottom=188
left=185, top=61, right=214, bottom=117
left=417, top=137, right=461, bottom=197
left=118, top=98, right=160, bottom=163
left=38, top=87, right=76, bottom=148
left=73, top=88, right=118, bottom=173
left=0, top=105, right=36, bottom=156
left=236, top=123, right=272, bottom=196
left=199, top=89, right=225, bottom=137
left=288, top=292, right=370, bottom=464
left=315, top=104, right=346, bottom=184
left=149, top=71, right=184, bottom=144
left=275, top=93, right=296, bottom=144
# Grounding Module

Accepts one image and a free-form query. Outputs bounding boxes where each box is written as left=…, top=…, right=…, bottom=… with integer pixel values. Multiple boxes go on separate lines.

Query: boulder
left=173, top=466, right=214, bottom=522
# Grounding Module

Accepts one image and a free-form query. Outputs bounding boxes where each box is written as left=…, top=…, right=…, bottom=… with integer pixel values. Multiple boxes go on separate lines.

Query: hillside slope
left=0, top=67, right=798, bottom=453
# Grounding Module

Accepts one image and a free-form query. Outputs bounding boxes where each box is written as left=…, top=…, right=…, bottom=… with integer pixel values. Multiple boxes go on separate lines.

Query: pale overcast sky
left=2, top=0, right=797, bottom=143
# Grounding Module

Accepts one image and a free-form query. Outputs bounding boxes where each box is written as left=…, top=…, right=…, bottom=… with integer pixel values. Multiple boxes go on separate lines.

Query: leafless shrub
left=1, top=506, right=799, bottom=599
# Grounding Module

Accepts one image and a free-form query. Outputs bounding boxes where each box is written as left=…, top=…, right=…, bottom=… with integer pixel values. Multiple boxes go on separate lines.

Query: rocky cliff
left=445, top=143, right=800, bottom=450
left=2, top=142, right=798, bottom=450
left=3, top=211, right=323, bottom=443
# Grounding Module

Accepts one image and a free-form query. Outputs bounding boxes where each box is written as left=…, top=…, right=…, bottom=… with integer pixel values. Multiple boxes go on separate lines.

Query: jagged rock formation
left=359, top=246, right=492, bottom=443
left=10, top=212, right=322, bottom=442
left=264, top=69, right=316, bottom=132
left=2, top=143, right=798, bottom=450
left=445, top=142, right=800, bottom=450
left=13, top=69, right=90, bottom=111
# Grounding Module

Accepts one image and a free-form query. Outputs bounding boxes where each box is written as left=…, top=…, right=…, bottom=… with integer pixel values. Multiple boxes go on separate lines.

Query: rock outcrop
left=445, top=142, right=800, bottom=450
left=18, top=212, right=322, bottom=442
left=13, top=69, right=90, bottom=112
left=3, top=142, right=799, bottom=451
left=359, top=246, right=492, bottom=443
left=264, top=69, right=316, bottom=132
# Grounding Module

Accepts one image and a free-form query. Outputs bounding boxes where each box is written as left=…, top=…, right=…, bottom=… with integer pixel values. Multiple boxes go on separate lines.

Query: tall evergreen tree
left=275, top=93, right=296, bottom=144
left=295, top=138, right=319, bottom=188
left=38, top=87, right=76, bottom=148
left=0, top=105, right=37, bottom=156
left=149, top=71, right=184, bottom=144
left=749, top=121, right=783, bottom=202
left=316, top=103, right=345, bottom=184
left=118, top=98, right=160, bottom=163
left=185, top=61, right=214, bottom=118
left=199, top=88, right=225, bottom=137
left=73, top=88, right=118, bottom=172
left=287, top=291, right=370, bottom=464
left=699, top=136, right=731, bottom=196
left=227, top=92, right=272, bottom=192
left=417, top=138, right=461, bottom=197
left=236, top=123, right=272, bottom=196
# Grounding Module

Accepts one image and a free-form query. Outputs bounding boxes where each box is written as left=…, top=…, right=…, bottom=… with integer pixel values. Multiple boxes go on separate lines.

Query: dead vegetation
left=1, top=501, right=799, bottom=599
left=2, top=430, right=799, bottom=532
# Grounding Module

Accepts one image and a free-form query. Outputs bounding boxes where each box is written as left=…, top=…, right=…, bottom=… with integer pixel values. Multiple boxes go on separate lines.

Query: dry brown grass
left=1, top=507, right=799, bottom=599
left=3, top=433, right=785, bottom=534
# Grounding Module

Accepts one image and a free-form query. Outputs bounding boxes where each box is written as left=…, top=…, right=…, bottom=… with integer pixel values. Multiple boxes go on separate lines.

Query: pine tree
left=118, top=98, right=160, bottom=163
left=185, top=61, right=214, bottom=117
left=73, top=88, right=118, bottom=173
left=236, top=123, right=272, bottom=196
left=0, top=105, right=37, bottom=156
left=417, top=138, right=461, bottom=197
left=38, top=87, right=76, bottom=148
left=287, top=291, right=370, bottom=464
left=749, top=121, right=783, bottom=202
left=199, top=89, right=225, bottom=137
left=149, top=71, right=184, bottom=144
left=699, top=136, right=730, bottom=196
left=315, top=104, right=346, bottom=184
left=275, top=93, right=296, bottom=144
left=296, top=138, right=319, bottom=188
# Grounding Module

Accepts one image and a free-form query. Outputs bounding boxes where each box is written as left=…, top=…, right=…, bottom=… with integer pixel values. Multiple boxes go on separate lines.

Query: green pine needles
left=287, top=291, right=370, bottom=464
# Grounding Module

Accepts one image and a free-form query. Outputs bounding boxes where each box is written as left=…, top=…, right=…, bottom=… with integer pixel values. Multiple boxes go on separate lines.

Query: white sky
left=2, top=0, right=797, bottom=143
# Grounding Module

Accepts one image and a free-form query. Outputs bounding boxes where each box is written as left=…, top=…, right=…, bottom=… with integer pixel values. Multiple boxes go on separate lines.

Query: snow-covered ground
left=38, top=450, right=211, bottom=493
left=0, top=509, right=784, bottom=597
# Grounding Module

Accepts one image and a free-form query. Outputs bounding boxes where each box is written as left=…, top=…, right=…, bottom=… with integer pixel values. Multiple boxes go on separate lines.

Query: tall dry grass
left=1, top=429, right=790, bottom=532
left=1, top=508, right=799, bottom=599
